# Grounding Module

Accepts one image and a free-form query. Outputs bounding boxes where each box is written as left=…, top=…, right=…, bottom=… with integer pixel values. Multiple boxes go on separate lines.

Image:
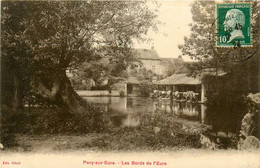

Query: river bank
left=3, top=95, right=248, bottom=152
left=2, top=107, right=218, bottom=152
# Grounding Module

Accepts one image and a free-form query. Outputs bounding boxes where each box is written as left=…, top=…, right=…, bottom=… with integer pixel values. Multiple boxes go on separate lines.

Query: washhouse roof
left=156, top=74, right=201, bottom=85
left=126, top=76, right=141, bottom=84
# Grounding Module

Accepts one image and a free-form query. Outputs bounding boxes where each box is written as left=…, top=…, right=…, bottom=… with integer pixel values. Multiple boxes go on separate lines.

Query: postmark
left=216, top=3, right=252, bottom=47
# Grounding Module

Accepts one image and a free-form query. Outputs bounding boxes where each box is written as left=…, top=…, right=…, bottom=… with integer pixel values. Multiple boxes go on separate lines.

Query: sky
left=134, top=0, right=194, bottom=61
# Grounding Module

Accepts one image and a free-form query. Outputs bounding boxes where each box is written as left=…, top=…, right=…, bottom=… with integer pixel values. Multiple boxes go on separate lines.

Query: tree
left=1, top=1, right=159, bottom=114
left=74, top=46, right=142, bottom=89
left=162, top=58, right=188, bottom=77
left=179, top=0, right=259, bottom=72
left=178, top=0, right=260, bottom=104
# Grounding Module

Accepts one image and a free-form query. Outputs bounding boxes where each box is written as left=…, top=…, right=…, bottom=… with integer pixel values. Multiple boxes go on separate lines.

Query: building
left=133, top=48, right=162, bottom=75
left=132, top=48, right=184, bottom=77
left=154, top=72, right=227, bottom=103
left=124, top=48, right=185, bottom=96
left=155, top=74, right=204, bottom=102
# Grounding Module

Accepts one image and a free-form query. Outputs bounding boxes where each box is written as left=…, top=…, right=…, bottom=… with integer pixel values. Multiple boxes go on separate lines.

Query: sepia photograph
left=0, top=0, right=259, bottom=167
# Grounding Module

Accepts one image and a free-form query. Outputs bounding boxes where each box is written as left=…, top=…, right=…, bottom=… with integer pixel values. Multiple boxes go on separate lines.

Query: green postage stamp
left=216, top=3, right=252, bottom=47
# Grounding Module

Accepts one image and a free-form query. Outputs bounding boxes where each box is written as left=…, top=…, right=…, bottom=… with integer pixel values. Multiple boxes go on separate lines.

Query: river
left=84, top=97, right=245, bottom=137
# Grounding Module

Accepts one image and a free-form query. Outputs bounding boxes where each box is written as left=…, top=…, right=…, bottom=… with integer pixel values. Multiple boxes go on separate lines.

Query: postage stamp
left=216, top=3, right=252, bottom=47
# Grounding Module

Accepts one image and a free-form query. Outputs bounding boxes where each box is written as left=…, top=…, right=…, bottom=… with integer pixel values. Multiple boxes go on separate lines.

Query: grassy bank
left=2, top=106, right=214, bottom=152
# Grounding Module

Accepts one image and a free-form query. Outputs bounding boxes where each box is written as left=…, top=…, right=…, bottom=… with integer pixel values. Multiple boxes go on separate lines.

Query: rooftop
left=133, top=49, right=160, bottom=60
left=156, top=74, right=201, bottom=85
left=126, top=76, right=140, bottom=84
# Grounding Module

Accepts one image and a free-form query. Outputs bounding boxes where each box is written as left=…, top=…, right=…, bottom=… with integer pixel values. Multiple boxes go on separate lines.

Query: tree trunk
left=11, top=74, right=24, bottom=113
left=1, top=63, right=24, bottom=114
left=31, top=71, right=89, bottom=115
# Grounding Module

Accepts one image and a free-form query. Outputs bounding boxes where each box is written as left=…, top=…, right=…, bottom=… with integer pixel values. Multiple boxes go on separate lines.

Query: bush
left=138, top=81, right=155, bottom=97
left=104, top=109, right=202, bottom=150
left=2, top=104, right=109, bottom=136
left=139, top=110, right=201, bottom=149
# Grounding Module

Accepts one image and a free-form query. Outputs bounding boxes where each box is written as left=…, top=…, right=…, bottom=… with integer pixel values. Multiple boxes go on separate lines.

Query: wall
left=141, top=59, right=162, bottom=75
left=76, top=90, right=121, bottom=97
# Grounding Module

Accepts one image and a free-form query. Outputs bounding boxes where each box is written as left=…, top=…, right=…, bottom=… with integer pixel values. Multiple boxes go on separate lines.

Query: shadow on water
left=83, top=97, right=246, bottom=135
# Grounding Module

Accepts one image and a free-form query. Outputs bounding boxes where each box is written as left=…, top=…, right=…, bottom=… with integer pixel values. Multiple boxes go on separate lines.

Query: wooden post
left=125, top=82, right=128, bottom=97
left=201, top=83, right=207, bottom=103
left=201, top=104, right=207, bottom=124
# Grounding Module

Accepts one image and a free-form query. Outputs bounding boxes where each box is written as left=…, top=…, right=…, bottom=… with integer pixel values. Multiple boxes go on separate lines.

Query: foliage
left=202, top=52, right=260, bottom=105
left=75, top=110, right=201, bottom=151
left=138, top=110, right=201, bottom=149
left=179, top=0, right=260, bottom=104
left=70, top=77, right=92, bottom=90
left=179, top=0, right=259, bottom=63
left=2, top=1, right=158, bottom=70
left=138, top=81, right=155, bottom=97
left=1, top=1, right=159, bottom=109
left=241, top=94, right=260, bottom=139
left=75, top=59, right=111, bottom=88
left=138, top=68, right=156, bottom=81
left=2, top=105, right=108, bottom=136
left=3, top=106, right=203, bottom=151
left=179, top=0, right=259, bottom=72
left=162, top=58, right=188, bottom=77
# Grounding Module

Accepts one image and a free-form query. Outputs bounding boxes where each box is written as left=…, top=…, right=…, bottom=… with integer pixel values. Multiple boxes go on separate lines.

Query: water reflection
left=85, top=97, right=245, bottom=142
left=158, top=101, right=208, bottom=124
left=83, top=97, right=241, bottom=134
left=108, top=114, right=141, bottom=127
left=84, top=97, right=206, bottom=127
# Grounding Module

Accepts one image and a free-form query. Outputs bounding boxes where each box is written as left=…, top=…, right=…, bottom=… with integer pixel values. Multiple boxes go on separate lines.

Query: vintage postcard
left=0, top=0, right=259, bottom=168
